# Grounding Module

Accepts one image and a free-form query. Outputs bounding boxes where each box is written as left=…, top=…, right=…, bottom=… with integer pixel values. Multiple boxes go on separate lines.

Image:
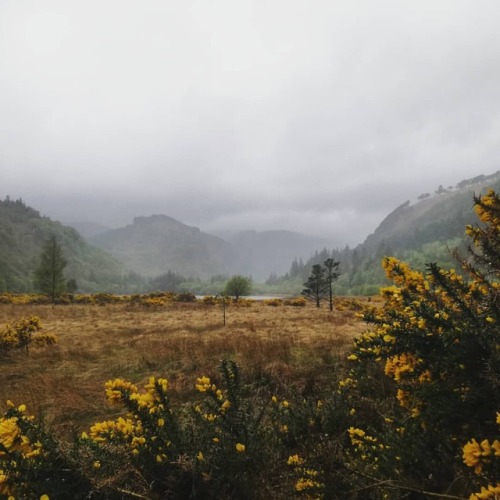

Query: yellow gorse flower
left=470, top=483, right=500, bottom=500
left=105, top=378, right=138, bottom=403
left=0, top=417, right=21, bottom=450
left=287, top=454, right=304, bottom=466
left=195, top=376, right=211, bottom=392
left=462, top=438, right=491, bottom=474
left=384, top=353, right=420, bottom=382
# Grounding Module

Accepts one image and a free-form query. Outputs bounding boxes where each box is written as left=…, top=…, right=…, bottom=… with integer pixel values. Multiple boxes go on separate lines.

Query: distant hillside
left=0, top=198, right=132, bottom=293
left=90, top=214, right=238, bottom=278
left=4, top=170, right=498, bottom=295
left=89, top=215, right=335, bottom=281
left=277, top=171, right=500, bottom=295
left=229, top=230, right=334, bottom=281
left=363, top=171, right=500, bottom=252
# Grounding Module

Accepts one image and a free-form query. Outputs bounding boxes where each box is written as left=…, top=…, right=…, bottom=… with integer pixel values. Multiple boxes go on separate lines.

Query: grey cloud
left=1, top=0, right=500, bottom=246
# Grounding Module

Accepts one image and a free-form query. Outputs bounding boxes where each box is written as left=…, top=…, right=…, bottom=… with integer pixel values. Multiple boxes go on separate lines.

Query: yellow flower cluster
left=337, top=376, right=357, bottom=392
left=194, top=376, right=233, bottom=424
left=348, top=427, right=381, bottom=449
left=384, top=353, right=420, bottom=382
left=287, top=455, right=324, bottom=498
left=295, top=476, right=323, bottom=493
left=382, top=257, right=429, bottom=293
left=0, top=317, right=56, bottom=353
left=469, top=483, right=500, bottom=500
left=396, top=389, right=409, bottom=408
left=466, top=189, right=500, bottom=241
left=0, top=469, right=10, bottom=496
left=195, top=376, right=213, bottom=393
left=85, top=376, right=173, bottom=461
left=87, top=417, right=140, bottom=444
left=348, top=427, right=366, bottom=447
left=0, top=403, right=46, bottom=497
left=294, top=468, right=324, bottom=497
left=462, top=438, right=500, bottom=474
left=104, top=378, right=139, bottom=403
left=287, top=454, right=305, bottom=466
left=0, top=405, right=42, bottom=460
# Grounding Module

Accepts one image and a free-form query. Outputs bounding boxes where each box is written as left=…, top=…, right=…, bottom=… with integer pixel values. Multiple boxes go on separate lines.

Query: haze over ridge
left=1, top=0, right=499, bottom=246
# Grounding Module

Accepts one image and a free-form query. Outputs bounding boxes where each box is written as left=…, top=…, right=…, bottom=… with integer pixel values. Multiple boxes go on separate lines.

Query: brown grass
left=0, top=298, right=375, bottom=437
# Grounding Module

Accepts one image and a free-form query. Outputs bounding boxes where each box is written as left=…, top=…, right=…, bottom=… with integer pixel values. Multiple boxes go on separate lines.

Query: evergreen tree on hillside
left=323, top=258, right=340, bottom=311
left=302, top=264, right=327, bottom=308
left=34, top=236, right=67, bottom=303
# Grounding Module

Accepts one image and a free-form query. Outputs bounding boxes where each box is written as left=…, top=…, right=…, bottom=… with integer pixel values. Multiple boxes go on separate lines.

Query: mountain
left=363, top=171, right=500, bottom=252
left=89, top=215, right=335, bottom=281
left=283, top=171, right=500, bottom=295
left=229, top=230, right=334, bottom=281
left=0, top=197, right=134, bottom=293
left=90, top=214, right=238, bottom=278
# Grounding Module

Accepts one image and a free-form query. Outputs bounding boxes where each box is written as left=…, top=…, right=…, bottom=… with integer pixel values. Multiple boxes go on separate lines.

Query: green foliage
left=74, top=360, right=278, bottom=498
left=34, top=236, right=67, bottom=302
left=344, top=189, right=500, bottom=496
left=302, top=259, right=340, bottom=308
left=0, top=196, right=142, bottom=294
left=302, top=264, right=327, bottom=307
left=150, top=270, right=186, bottom=292
left=323, top=258, right=340, bottom=311
left=224, top=275, right=252, bottom=300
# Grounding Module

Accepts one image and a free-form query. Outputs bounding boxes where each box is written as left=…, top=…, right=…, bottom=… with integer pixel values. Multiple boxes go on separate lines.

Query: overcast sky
left=1, top=0, right=499, bottom=246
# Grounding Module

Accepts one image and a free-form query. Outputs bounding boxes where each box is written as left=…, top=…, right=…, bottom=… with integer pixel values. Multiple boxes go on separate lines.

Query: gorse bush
left=0, top=317, right=56, bottom=355
left=77, top=360, right=302, bottom=498
left=0, top=402, right=92, bottom=499
left=345, top=189, right=500, bottom=496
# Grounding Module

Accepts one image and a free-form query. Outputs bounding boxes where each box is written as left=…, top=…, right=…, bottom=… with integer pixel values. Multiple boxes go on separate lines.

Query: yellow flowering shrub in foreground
left=344, top=189, right=500, bottom=496
left=0, top=402, right=91, bottom=499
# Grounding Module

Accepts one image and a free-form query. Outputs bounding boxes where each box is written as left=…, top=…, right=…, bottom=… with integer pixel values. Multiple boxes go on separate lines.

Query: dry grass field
left=0, top=298, right=374, bottom=439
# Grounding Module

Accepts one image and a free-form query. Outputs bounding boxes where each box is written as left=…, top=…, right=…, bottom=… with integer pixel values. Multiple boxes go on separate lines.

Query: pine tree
left=323, top=258, right=340, bottom=311
left=34, top=236, right=67, bottom=303
left=302, top=264, right=327, bottom=308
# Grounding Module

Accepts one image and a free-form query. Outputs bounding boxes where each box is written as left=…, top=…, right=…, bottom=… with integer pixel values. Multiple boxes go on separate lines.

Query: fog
left=1, top=0, right=500, bottom=246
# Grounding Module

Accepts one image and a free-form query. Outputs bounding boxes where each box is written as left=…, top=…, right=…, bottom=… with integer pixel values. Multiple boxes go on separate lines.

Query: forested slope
left=276, top=172, right=500, bottom=295
left=0, top=198, right=135, bottom=293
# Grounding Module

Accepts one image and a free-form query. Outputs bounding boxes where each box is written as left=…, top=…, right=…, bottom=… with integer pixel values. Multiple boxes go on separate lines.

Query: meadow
left=0, top=298, right=369, bottom=438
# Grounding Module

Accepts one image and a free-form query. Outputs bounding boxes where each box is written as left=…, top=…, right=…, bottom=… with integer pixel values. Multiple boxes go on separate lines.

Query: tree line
left=301, top=258, right=340, bottom=310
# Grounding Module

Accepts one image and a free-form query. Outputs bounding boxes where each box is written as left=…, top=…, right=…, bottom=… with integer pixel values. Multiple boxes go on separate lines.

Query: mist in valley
left=1, top=1, right=500, bottom=252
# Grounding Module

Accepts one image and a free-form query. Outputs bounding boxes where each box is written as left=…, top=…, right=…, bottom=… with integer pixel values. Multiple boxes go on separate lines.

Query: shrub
left=0, top=402, right=92, bottom=499
left=344, top=189, right=500, bottom=496
left=175, top=292, right=197, bottom=303
left=263, top=298, right=283, bottom=307
left=0, top=317, right=56, bottom=355
left=284, top=297, right=307, bottom=307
